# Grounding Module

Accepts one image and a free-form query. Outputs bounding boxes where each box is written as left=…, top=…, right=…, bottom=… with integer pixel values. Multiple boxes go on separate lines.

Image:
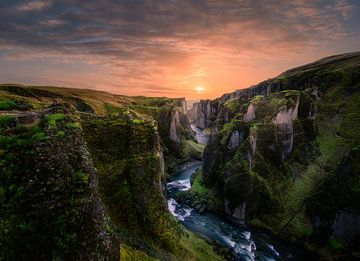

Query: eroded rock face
left=143, top=97, right=194, bottom=173
left=306, top=147, right=360, bottom=249
left=0, top=110, right=119, bottom=260
left=225, top=199, right=246, bottom=222
left=198, top=52, right=360, bottom=255
left=81, top=113, right=178, bottom=247
left=170, top=109, right=181, bottom=143
left=227, top=130, right=243, bottom=150
left=0, top=96, right=187, bottom=259
left=0, top=87, right=202, bottom=259
left=332, top=210, right=360, bottom=244
left=192, top=100, right=220, bottom=129
left=201, top=90, right=318, bottom=222
left=243, top=104, right=256, bottom=122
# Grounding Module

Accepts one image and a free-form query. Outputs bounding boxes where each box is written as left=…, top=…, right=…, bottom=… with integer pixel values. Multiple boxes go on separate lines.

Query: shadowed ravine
left=167, top=125, right=297, bottom=261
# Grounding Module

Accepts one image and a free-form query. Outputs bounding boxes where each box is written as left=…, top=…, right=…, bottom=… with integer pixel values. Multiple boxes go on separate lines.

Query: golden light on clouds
left=0, top=0, right=358, bottom=100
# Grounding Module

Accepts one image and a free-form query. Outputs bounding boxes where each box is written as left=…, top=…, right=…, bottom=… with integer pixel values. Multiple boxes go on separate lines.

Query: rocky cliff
left=0, top=85, right=214, bottom=260
left=192, top=52, right=360, bottom=258
left=134, top=97, right=194, bottom=173
left=0, top=106, right=119, bottom=260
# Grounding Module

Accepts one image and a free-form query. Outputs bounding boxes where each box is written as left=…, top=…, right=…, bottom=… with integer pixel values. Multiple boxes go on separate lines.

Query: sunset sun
left=195, top=86, right=205, bottom=92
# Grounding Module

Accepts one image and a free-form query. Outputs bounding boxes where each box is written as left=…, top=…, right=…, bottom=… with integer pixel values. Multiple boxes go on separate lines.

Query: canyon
left=0, top=52, right=360, bottom=260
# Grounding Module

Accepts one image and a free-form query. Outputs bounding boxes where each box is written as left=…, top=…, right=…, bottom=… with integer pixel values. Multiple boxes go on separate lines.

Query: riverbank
left=166, top=126, right=299, bottom=261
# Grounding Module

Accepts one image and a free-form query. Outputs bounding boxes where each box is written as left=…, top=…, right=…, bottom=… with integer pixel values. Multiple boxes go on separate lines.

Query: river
left=166, top=124, right=299, bottom=261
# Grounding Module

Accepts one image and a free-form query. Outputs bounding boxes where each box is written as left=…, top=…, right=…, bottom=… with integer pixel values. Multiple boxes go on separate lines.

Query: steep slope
left=191, top=52, right=360, bottom=258
left=0, top=107, right=119, bottom=260
left=0, top=84, right=194, bottom=173
left=0, top=85, right=218, bottom=260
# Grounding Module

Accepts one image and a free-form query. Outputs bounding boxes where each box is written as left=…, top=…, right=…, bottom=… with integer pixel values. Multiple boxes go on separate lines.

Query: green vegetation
left=81, top=114, right=187, bottom=258
left=132, top=119, right=144, bottom=125
left=1, top=53, right=359, bottom=260
left=180, top=230, right=223, bottom=261
left=57, top=130, right=65, bottom=139
left=250, top=95, right=264, bottom=104
left=0, top=120, right=97, bottom=259
left=329, top=238, right=346, bottom=251
left=0, top=84, right=209, bottom=260
left=120, top=244, right=159, bottom=261
left=198, top=52, right=360, bottom=259
left=176, top=170, right=220, bottom=213
left=66, top=122, right=81, bottom=129
left=183, top=140, right=205, bottom=159
left=224, top=99, right=240, bottom=113
left=0, top=99, right=16, bottom=110
left=45, top=113, right=65, bottom=128
left=191, top=170, right=208, bottom=195
left=0, top=115, right=15, bottom=129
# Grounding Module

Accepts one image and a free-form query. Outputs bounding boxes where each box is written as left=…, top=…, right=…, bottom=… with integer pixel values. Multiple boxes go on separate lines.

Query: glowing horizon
left=0, top=1, right=359, bottom=100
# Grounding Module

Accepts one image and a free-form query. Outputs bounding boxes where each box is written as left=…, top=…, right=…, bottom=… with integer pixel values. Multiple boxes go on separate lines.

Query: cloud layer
left=0, top=0, right=358, bottom=98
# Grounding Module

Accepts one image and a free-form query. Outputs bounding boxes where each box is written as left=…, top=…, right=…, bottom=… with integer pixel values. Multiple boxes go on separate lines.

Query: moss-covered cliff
left=0, top=107, right=119, bottom=260
left=0, top=85, right=218, bottom=260
left=191, top=52, right=360, bottom=259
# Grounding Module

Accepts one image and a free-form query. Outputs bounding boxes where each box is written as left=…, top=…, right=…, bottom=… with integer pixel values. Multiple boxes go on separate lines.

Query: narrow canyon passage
left=166, top=125, right=296, bottom=261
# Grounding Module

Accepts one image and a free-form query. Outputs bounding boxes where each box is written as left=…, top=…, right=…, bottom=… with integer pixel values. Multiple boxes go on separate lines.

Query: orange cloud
left=0, top=0, right=358, bottom=99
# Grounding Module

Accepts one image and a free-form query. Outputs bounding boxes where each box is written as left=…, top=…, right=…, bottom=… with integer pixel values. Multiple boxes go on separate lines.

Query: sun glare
left=195, top=86, right=205, bottom=92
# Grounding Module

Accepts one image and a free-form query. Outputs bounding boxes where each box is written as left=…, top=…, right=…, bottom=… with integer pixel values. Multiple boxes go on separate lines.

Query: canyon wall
left=192, top=52, right=360, bottom=257
left=0, top=86, right=200, bottom=260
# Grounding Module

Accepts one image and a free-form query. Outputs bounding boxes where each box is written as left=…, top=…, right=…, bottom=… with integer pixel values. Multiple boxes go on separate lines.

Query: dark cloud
left=0, top=0, right=358, bottom=97
left=0, top=0, right=356, bottom=56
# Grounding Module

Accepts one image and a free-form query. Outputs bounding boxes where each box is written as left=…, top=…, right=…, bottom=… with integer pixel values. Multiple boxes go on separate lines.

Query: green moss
left=180, top=170, right=220, bottom=211
left=329, top=238, right=346, bottom=251
left=268, top=97, right=286, bottom=111
left=45, top=113, right=65, bottom=128
left=66, top=122, right=81, bottom=129
left=57, top=131, right=65, bottom=139
left=0, top=100, right=16, bottom=110
left=191, top=170, right=208, bottom=195
left=224, top=99, right=240, bottom=113
left=120, top=244, right=159, bottom=261
left=131, top=96, right=174, bottom=108
left=132, top=119, right=144, bottom=125
left=219, top=122, right=234, bottom=144
left=104, top=103, right=126, bottom=114
left=179, top=230, right=223, bottom=261
left=183, top=140, right=205, bottom=159
left=0, top=112, right=119, bottom=260
left=33, top=131, right=48, bottom=141
left=250, top=95, right=265, bottom=104
left=81, top=114, right=185, bottom=257
left=0, top=115, right=16, bottom=129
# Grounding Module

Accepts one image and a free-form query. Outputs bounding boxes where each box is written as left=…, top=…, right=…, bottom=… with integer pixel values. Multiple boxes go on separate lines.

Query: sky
left=0, top=0, right=359, bottom=99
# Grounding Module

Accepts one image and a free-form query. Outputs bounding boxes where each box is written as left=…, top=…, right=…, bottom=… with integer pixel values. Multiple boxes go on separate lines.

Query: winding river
left=166, top=125, right=298, bottom=261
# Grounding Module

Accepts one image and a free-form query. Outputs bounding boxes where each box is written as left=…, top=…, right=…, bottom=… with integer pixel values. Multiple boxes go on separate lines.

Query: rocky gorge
left=187, top=52, right=360, bottom=260
left=0, top=85, right=218, bottom=260
left=0, top=52, right=359, bottom=260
